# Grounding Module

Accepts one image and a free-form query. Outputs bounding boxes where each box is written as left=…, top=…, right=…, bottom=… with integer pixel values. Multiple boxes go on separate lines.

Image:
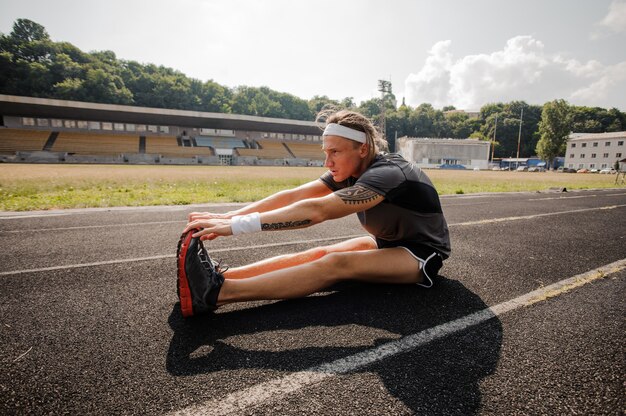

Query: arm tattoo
left=262, top=219, right=312, bottom=230
left=335, top=185, right=381, bottom=205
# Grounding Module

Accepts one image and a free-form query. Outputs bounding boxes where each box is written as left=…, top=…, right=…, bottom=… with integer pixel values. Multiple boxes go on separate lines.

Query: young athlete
left=178, top=110, right=450, bottom=317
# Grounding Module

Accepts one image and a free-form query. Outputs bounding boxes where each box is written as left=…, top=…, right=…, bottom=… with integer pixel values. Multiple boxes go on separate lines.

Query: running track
left=1, top=188, right=625, bottom=415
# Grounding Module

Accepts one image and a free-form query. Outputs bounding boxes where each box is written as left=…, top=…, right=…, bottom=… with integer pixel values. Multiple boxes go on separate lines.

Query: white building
left=396, top=137, right=491, bottom=169
left=565, top=131, right=625, bottom=170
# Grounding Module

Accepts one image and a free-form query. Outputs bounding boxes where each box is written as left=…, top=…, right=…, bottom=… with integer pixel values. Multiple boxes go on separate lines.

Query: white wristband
left=231, top=212, right=262, bottom=235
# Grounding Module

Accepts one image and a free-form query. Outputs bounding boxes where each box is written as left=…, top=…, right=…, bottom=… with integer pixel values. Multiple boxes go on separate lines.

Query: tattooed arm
left=186, top=184, right=383, bottom=239
left=257, top=184, right=383, bottom=231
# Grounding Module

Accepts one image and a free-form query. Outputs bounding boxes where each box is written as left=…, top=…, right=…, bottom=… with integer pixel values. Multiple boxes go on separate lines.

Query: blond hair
left=316, top=108, right=388, bottom=163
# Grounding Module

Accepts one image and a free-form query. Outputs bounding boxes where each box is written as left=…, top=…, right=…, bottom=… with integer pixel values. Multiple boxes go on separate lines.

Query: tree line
left=1, top=19, right=624, bottom=161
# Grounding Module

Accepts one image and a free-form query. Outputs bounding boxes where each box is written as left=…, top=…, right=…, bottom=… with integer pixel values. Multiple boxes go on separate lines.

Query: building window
left=593, top=142, right=598, bottom=147
left=601, top=164, right=607, bottom=168
left=126, top=124, right=136, bottom=132
left=578, top=163, right=584, bottom=168
left=580, top=154, right=585, bottom=158
left=148, top=125, right=158, bottom=133
left=604, top=153, right=609, bottom=158
left=136, top=125, right=146, bottom=132
left=102, top=122, right=113, bottom=130
left=36, top=118, right=49, bottom=127
left=77, top=120, right=88, bottom=129
left=590, top=164, right=595, bottom=168
left=617, top=153, right=622, bottom=158
left=88, top=121, right=100, bottom=130
left=570, top=154, right=575, bottom=158
left=618, top=141, right=624, bottom=146
left=64, top=120, right=76, bottom=128
left=159, top=126, right=169, bottom=133
left=605, top=142, right=611, bottom=146
left=582, top=143, right=587, bottom=148
left=51, top=119, right=63, bottom=128
left=22, top=117, right=35, bottom=126
left=571, top=143, right=576, bottom=148
left=591, top=153, right=596, bottom=158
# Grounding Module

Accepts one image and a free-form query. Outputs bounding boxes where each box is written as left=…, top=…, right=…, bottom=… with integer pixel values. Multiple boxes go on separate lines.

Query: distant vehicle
left=516, top=166, right=528, bottom=172
left=528, top=166, right=545, bottom=172
left=439, top=164, right=466, bottom=170
left=473, top=167, right=480, bottom=171
left=589, top=168, right=599, bottom=173
left=599, top=168, right=617, bottom=174
left=577, top=168, right=590, bottom=173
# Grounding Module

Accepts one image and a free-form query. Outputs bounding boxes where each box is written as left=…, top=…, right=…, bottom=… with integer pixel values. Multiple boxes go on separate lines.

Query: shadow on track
left=166, top=276, right=502, bottom=415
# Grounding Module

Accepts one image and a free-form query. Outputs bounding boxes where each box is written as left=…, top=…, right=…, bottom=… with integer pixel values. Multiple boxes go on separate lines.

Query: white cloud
left=404, top=35, right=626, bottom=110
left=599, top=0, right=626, bottom=33
left=570, top=61, right=626, bottom=106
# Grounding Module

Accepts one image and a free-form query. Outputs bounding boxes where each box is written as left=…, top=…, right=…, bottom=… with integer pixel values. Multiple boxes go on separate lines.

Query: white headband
left=322, top=123, right=367, bottom=144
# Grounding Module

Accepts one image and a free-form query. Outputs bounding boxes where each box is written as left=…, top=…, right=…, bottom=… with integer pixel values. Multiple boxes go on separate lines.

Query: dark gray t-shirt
left=320, top=153, right=451, bottom=258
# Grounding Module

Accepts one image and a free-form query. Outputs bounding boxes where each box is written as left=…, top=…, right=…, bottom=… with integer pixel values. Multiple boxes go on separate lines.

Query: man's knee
left=316, top=252, right=355, bottom=281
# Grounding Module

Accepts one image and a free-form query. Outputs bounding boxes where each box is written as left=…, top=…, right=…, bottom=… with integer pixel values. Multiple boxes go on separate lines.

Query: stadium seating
left=52, top=132, right=140, bottom=155
left=194, top=136, right=245, bottom=149
left=0, top=128, right=50, bottom=154
left=145, top=136, right=214, bottom=157
left=286, top=142, right=325, bottom=160
left=236, top=140, right=292, bottom=159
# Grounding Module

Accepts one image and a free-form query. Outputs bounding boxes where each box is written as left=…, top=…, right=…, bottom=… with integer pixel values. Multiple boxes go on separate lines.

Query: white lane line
left=0, top=235, right=364, bottom=276
left=527, top=194, right=597, bottom=201
left=527, top=192, right=626, bottom=201
left=450, top=204, right=625, bottom=226
left=2, top=204, right=624, bottom=276
left=169, top=258, right=626, bottom=416
left=0, top=202, right=244, bottom=220
left=0, top=213, right=72, bottom=220
left=0, top=220, right=185, bottom=234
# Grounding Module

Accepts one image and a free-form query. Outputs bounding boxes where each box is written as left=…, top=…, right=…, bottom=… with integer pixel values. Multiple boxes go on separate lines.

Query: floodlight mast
left=377, top=80, right=392, bottom=139
left=492, top=114, right=498, bottom=162
left=516, top=107, right=524, bottom=160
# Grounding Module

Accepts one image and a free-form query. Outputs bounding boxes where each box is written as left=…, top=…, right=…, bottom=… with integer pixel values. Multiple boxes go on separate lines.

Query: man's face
left=322, top=135, right=367, bottom=182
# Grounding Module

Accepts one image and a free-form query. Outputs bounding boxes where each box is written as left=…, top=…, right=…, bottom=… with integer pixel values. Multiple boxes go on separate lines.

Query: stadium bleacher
left=145, top=136, right=215, bottom=157
left=287, top=142, right=324, bottom=160
left=0, top=128, right=50, bottom=154
left=52, top=132, right=140, bottom=155
left=194, top=136, right=245, bottom=150
left=237, top=140, right=292, bottom=159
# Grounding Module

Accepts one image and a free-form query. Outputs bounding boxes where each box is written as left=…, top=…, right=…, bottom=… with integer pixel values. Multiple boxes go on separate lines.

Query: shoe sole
left=176, top=230, right=195, bottom=318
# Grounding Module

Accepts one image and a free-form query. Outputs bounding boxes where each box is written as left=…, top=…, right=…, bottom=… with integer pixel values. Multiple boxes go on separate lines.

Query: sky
left=1, top=0, right=625, bottom=110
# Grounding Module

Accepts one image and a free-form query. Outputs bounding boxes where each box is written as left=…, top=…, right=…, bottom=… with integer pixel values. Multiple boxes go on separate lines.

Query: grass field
left=0, top=164, right=622, bottom=211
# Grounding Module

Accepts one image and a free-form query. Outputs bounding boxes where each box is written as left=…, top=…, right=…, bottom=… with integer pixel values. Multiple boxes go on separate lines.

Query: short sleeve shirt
left=320, top=153, right=451, bottom=258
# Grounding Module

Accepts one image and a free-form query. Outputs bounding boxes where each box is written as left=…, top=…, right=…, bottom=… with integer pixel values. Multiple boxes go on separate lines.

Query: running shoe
left=176, top=229, right=225, bottom=317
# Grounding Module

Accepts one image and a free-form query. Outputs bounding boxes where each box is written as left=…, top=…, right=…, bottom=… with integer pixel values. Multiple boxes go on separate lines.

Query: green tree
left=479, top=101, right=541, bottom=158
left=536, top=99, right=572, bottom=169
left=357, top=98, right=382, bottom=119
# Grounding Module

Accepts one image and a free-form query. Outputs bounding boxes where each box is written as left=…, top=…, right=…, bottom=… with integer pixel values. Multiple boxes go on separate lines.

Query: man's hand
left=183, top=218, right=233, bottom=241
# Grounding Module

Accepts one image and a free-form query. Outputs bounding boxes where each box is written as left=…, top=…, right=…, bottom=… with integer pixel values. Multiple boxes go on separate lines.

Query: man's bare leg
left=223, top=236, right=376, bottom=279
left=217, top=246, right=424, bottom=305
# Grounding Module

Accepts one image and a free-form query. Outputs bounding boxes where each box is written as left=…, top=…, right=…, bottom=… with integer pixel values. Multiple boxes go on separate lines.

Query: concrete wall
left=397, top=137, right=490, bottom=169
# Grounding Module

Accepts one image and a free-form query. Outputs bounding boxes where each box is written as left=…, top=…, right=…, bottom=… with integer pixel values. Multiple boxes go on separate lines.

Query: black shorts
left=374, top=237, right=444, bottom=288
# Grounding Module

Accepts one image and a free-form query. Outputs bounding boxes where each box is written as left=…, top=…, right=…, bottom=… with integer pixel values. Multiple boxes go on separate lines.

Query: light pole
left=516, top=107, right=524, bottom=161
left=491, top=114, right=498, bottom=162
left=378, top=80, right=392, bottom=140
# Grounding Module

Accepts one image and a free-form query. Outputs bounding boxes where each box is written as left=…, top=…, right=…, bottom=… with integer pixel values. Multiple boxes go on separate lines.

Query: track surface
left=1, top=188, right=625, bottom=415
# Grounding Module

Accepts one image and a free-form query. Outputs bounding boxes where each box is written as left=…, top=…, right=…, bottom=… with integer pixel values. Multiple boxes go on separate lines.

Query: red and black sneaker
left=176, top=229, right=225, bottom=318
